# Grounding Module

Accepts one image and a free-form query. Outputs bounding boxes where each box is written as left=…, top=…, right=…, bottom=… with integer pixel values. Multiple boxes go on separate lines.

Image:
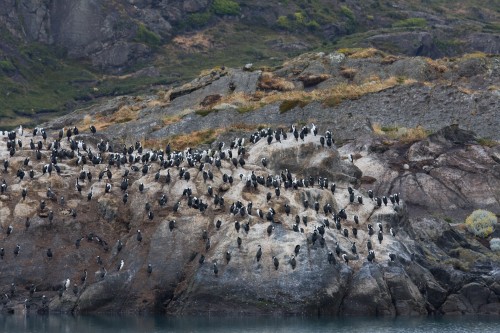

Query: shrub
left=306, top=20, right=320, bottom=31
left=212, top=0, right=240, bottom=16
left=0, top=59, right=16, bottom=73
left=465, top=209, right=497, bottom=238
left=277, top=16, right=292, bottom=29
left=276, top=12, right=320, bottom=31
left=340, top=6, right=355, bottom=21
left=187, top=12, right=212, bottom=28
left=490, top=238, right=500, bottom=252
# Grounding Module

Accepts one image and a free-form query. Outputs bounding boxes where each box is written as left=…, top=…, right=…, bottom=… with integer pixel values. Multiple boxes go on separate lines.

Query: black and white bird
left=273, top=256, right=279, bottom=270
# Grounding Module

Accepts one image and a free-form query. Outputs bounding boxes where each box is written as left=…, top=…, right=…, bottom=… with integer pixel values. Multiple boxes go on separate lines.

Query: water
left=0, top=315, right=499, bottom=333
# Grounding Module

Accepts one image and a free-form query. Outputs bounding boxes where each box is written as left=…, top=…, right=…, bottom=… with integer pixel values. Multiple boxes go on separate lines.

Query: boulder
left=342, top=263, right=395, bottom=316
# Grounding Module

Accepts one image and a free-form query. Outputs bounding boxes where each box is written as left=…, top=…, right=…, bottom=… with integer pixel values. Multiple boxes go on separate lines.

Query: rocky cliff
left=2, top=0, right=499, bottom=69
left=1, top=1, right=499, bottom=128
left=0, top=121, right=499, bottom=316
left=44, top=50, right=500, bottom=144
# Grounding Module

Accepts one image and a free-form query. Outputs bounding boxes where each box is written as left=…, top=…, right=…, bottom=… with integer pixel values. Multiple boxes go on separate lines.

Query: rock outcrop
left=0, top=124, right=498, bottom=316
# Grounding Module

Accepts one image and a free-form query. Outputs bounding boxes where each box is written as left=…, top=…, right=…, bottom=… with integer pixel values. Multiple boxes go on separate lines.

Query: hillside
left=0, top=121, right=499, bottom=315
left=1, top=0, right=499, bottom=127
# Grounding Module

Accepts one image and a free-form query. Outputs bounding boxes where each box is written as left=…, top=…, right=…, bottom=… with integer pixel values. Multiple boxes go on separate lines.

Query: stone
left=342, top=263, right=396, bottom=316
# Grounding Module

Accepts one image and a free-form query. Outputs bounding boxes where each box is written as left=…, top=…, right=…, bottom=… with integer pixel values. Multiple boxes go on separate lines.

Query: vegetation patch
left=276, top=12, right=321, bottom=31
left=0, top=59, right=16, bottom=73
left=392, top=18, right=427, bottom=28
left=340, top=6, right=356, bottom=21
left=212, top=0, right=240, bottom=16
left=162, top=115, right=182, bottom=126
left=94, top=104, right=141, bottom=130
left=195, top=109, right=218, bottom=117
left=477, top=137, right=499, bottom=147
left=258, top=72, right=295, bottom=91
left=236, top=105, right=256, bottom=114
left=465, top=209, right=497, bottom=238
left=186, top=12, right=213, bottom=28
left=349, top=48, right=384, bottom=59
left=323, top=76, right=400, bottom=107
left=460, top=52, right=487, bottom=60
left=135, top=24, right=161, bottom=47
left=425, top=58, right=448, bottom=73
left=340, top=67, right=357, bottom=79
left=372, top=123, right=429, bottom=143
left=279, top=99, right=309, bottom=113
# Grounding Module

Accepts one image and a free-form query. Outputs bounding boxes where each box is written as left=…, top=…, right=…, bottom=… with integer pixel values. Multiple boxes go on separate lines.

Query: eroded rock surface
left=0, top=125, right=498, bottom=316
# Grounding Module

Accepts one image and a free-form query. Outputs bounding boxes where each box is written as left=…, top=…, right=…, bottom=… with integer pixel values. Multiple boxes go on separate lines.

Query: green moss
left=477, top=137, right=498, bottom=147
left=380, top=126, right=399, bottom=132
left=444, top=217, right=453, bottom=223
left=195, top=109, right=217, bottom=117
left=212, top=0, right=240, bottom=16
left=392, top=18, right=427, bottom=28
left=135, top=24, right=161, bottom=47
left=237, top=105, right=255, bottom=114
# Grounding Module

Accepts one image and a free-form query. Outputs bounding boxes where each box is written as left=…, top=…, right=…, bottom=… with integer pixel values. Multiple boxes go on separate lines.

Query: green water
left=0, top=315, right=499, bottom=333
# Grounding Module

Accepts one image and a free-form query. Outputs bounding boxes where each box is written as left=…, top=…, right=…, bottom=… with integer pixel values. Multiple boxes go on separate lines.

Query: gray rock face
left=342, top=263, right=395, bottom=316
left=1, top=124, right=499, bottom=316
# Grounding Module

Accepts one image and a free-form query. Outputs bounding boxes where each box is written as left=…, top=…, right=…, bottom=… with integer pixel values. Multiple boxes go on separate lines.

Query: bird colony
left=0, top=124, right=405, bottom=313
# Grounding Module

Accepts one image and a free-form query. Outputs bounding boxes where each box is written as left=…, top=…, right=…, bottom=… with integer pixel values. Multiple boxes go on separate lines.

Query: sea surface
left=0, top=315, right=499, bottom=333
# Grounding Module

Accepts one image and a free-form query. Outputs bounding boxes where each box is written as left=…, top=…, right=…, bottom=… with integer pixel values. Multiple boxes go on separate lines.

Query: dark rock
left=459, top=282, right=492, bottom=312
left=342, top=263, right=395, bottom=316
left=440, top=294, right=474, bottom=315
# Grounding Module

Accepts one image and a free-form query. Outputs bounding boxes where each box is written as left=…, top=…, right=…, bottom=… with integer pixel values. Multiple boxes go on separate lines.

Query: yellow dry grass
left=323, top=77, right=399, bottom=106
left=458, top=86, right=475, bottom=95
left=340, top=67, right=358, bottom=79
left=162, top=115, right=182, bottom=126
left=144, top=123, right=267, bottom=151
left=145, top=128, right=224, bottom=151
left=172, top=32, right=213, bottom=52
left=258, top=72, right=295, bottom=91
left=83, top=115, right=93, bottom=127
left=349, top=48, right=384, bottom=59
left=372, top=123, right=429, bottom=143
left=425, top=58, right=448, bottom=73
left=372, top=123, right=385, bottom=136
left=460, top=52, right=487, bottom=60
left=94, top=104, right=140, bottom=130
left=381, top=55, right=400, bottom=64
left=216, top=76, right=403, bottom=112
left=147, top=99, right=169, bottom=108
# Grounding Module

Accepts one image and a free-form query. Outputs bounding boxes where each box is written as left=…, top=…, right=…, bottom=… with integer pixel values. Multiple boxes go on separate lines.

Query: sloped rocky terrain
left=45, top=50, right=500, bottom=144
left=0, top=121, right=499, bottom=316
left=1, top=0, right=499, bottom=126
